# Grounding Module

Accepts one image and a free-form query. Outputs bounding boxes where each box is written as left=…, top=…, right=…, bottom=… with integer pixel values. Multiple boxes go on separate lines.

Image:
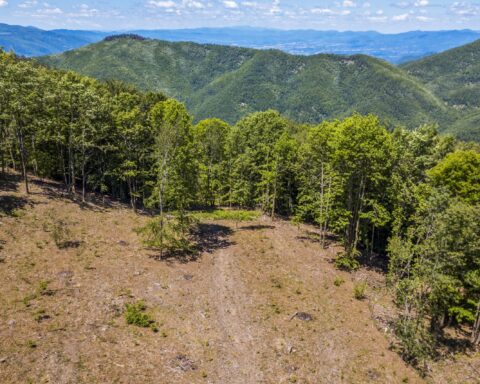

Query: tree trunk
left=15, top=121, right=29, bottom=194
left=472, top=300, right=480, bottom=345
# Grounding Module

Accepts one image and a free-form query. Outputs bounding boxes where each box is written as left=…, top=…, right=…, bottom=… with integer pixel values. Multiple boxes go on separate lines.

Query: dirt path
left=210, top=247, right=264, bottom=383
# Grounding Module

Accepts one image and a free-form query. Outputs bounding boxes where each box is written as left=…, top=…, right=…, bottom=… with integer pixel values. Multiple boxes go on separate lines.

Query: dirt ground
left=0, top=173, right=478, bottom=384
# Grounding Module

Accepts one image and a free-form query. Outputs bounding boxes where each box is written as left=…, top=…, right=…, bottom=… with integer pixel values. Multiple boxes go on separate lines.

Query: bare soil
left=0, top=173, right=478, bottom=383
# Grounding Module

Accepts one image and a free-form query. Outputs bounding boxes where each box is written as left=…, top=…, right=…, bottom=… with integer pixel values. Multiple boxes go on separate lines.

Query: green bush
left=394, top=317, right=434, bottom=370
left=125, top=301, right=158, bottom=331
left=335, top=255, right=360, bottom=271
left=334, top=277, right=345, bottom=287
left=353, top=281, right=368, bottom=300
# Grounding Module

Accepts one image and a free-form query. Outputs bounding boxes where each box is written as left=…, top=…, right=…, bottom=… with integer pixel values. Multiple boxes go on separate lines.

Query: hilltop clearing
left=0, top=173, right=478, bottom=383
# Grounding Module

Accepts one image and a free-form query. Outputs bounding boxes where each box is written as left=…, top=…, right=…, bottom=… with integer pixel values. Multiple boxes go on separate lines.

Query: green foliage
left=125, top=301, right=158, bottom=331
left=333, top=277, right=345, bottom=287
left=394, top=316, right=435, bottom=369
left=353, top=281, right=368, bottom=300
left=335, top=255, right=360, bottom=272
left=192, top=209, right=260, bottom=222
left=428, top=150, right=480, bottom=204
left=136, top=213, right=198, bottom=257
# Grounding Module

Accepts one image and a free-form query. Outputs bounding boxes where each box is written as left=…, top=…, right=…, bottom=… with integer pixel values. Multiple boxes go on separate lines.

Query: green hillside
left=402, top=39, right=480, bottom=109
left=39, top=37, right=449, bottom=129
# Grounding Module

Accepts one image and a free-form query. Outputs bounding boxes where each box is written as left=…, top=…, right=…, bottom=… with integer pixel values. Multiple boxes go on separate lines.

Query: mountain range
left=2, top=23, right=480, bottom=64
left=38, top=37, right=451, bottom=131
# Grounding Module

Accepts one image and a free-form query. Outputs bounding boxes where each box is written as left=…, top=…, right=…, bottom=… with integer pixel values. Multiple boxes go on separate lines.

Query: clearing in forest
left=0, top=173, right=478, bottom=383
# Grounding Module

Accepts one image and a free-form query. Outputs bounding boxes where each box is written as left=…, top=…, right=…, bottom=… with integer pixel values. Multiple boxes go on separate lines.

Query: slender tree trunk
left=472, top=300, right=480, bottom=345
left=31, top=134, right=38, bottom=176
left=14, top=120, right=29, bottom=194
left=9, top=142, right=16, bottom=171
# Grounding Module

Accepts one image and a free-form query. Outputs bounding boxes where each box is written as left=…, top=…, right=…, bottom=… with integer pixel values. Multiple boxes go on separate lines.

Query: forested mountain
left=402, top=39, right=480, bottom=141
left=39, top=37, right=449, bottom=129
left=2, top=23, right=480, bottom=63
left=0, top=23, right=107, bottom=57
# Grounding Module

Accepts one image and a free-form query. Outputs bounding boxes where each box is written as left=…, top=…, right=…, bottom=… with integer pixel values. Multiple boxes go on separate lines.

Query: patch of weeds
left=34, top=309, right=50, bottom=323
left=22, top=294, right=36, bottom=307
left=271, top=278, right=282, bottom=289
left=11, top=209, right=25, bottom=218
left=38, top=280, right=54, bottom=296
left=125, top=301, right=158, bottom=332
left=192, top=209, right=260, bottom=222
left=270, top=303, right=281, bottom=315
left=353, top=281, right=368, bottom=300
left=334, top=277, right=345, bottom=287
left=26, top=340, right=37, bottom=349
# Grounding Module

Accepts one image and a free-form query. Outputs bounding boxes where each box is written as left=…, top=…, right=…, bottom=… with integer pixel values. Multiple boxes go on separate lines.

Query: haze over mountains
left=2, top=22, right=480, bottom=64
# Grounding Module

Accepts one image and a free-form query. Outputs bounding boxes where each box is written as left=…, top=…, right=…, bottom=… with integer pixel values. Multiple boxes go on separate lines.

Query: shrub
left=136, top=213, right=197, bottom=257
left=334, top=277, right=345, bottom=287
left=353, top=281, right=368, bottom=300
left=394, top=316, right=434, bottom=370
left=125, top=301, right=158, bottom=331
left=335, top=254, right=360, bottom=271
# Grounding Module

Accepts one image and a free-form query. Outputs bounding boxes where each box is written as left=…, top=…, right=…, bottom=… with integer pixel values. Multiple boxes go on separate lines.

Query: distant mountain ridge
left=402, top=39, right=480, bottom=141
left=2, top=23, right=480, bottom=63
left=38, top=37, right=449, bottom=130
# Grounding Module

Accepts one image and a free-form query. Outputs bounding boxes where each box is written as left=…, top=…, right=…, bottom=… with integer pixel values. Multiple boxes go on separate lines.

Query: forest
left=1, top=49, right=479, bottom=370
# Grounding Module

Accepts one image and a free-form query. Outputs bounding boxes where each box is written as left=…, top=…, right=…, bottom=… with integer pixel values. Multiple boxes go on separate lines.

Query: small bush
left=335, top=255, right=360, bottom=271
left=334, top=277, right=345, bottom=287
left=394, top=317, right=434, bottom=369
left=353, top=281, right=368, bottom=300
left=125, top=301, right=158, bottom=331
left=136, top=213, right=197, bottom=256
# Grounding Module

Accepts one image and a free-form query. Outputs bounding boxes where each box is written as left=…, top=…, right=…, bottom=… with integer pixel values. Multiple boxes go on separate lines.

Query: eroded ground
left=0, top=174, right=478, bottom=383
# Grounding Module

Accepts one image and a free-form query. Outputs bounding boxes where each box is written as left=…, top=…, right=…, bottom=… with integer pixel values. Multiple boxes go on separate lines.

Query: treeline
left=1, top=50, right=479, bottom=365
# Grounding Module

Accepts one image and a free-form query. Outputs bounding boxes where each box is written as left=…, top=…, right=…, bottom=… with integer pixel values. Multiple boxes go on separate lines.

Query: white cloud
left=416, top=15, right=432, bottom=21
left=149, top=0, right=176, bottom=7
left=19, top=0, right=37, bottom=8
left=392, top=13, right=409, bottom=21
left=223, top=0, right=238, bottom=8
left=311, top=8, right=350, bottom=15
left=414, top=0, right=428, bottom=6
left=342, top=1, right=356, bottom=7
left=0, top=0, right=7, bottom=7
left=450, top=2, right=480, bottom=17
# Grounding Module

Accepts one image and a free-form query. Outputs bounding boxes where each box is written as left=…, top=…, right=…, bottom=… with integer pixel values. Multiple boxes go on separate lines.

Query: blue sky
left=0, top=0, right=479, bottom=32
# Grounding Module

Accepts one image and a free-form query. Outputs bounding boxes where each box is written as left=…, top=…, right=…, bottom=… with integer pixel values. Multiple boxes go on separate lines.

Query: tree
left=332, top=114, right=394, bottom=259
left=145, top=99, right=198, bottom=257
left=428, top=150, right=480, bottom=204
left=194, top=118, right=230, bottom=207
left=296, top=122, right=339, bottom=245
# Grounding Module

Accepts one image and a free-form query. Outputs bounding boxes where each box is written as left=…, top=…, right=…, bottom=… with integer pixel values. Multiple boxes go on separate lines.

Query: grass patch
left=192, top=209, right=260, bottom=222
left=334, top=277, right=345, bottom=287
left=125, top=301, right=158, bottom=332
left=353, top=281, right=368, bottom=300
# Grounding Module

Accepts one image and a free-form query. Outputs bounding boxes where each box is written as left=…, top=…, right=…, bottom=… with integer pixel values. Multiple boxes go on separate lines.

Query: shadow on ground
left=149, top=223, right=235, bottom=264
left=296, top=230, right=337, bottom=248
left=0, top=173, right=21, bottom=192
left=240, top=224, right=275, bottom=231
left=0, top=195, right=32, bottom=216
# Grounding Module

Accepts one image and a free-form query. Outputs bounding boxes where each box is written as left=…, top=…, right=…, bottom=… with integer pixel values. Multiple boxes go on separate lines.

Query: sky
left=0, top=0, right=479, bottom=33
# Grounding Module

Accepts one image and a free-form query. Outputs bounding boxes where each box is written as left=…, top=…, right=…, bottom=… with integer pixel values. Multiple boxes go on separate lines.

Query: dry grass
left=0, top=172, right=478, bottom=383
